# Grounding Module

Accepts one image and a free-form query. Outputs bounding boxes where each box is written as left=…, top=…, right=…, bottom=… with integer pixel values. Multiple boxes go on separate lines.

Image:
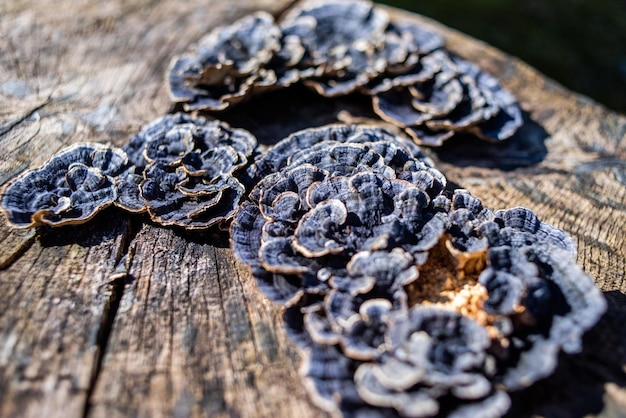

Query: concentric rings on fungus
left=372, top=51, right=523, bottom=146
left=166, top=0, right=523, bottom=144
left=0, top=2, right=603, bottom=417
left=168, top=12, right=283, bottom=111
left=231, top=123, right=605, bottom=417
left=1, top=143, right=127, bottom=228
left=355, top=306, right=511, bottom=418
left=248, top=123, right=442, bottom=188
left=119, top=113, right=257, bottom=229
left=233, top=125, right=450, bottom=307
left=280, top=0, right=390, bottom=97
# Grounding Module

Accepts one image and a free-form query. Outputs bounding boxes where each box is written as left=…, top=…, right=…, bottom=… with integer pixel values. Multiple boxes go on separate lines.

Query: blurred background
left=379, top=0, right=626, bottom=114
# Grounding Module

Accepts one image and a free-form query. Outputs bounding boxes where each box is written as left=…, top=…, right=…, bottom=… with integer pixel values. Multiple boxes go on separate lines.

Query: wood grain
left=0, top=1, right=624, bottom=417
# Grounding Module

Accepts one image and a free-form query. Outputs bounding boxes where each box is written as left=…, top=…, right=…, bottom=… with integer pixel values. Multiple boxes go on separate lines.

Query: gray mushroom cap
left=360, top=22, right=439, bottom=92
left=453, top=58, right=523, bottom=142
left=1, top=143, right=125, bottom=228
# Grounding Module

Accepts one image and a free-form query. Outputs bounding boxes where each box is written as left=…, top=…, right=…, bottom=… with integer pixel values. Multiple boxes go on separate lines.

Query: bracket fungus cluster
left=1, top=143, right=128, bottom=228
left=231, top=124, right=606, bottom=417
left=0, top=1, right=608, bottom=417
left=2, top=113, right=257, bottom=230
left=121, top=113, right=256, bottom=229
left=168, top=0, right=523, bottom=146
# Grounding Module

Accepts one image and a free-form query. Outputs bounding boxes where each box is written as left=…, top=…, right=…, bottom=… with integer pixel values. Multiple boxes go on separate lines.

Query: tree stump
left=1, top=1, right=625, bottom=417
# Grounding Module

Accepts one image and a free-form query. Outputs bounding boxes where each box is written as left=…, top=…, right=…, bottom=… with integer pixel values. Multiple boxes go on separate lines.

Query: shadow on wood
left=38, top=208, right=133, bottom=249
left=507, top=290, right=626, bottom=418
left=434, top=113, right=548, bottom=170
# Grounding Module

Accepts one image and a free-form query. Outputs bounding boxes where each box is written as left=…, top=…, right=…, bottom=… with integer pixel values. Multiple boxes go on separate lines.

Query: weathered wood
left=0, top=210, right=132, bottom=417
left=0, top=1, right=625, bottom=417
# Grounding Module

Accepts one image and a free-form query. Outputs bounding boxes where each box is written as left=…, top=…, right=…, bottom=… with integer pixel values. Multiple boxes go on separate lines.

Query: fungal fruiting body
left=167, top=0, right=524, bottom=146
left=0, top=1, right=606, bottom=416
left=231, top=123, right=606, bottom=418
left=1, top=143, right=128, bottom=228
left=121, top=113, right=257, bottom=229
left=2, top=113, right=258, bottom=231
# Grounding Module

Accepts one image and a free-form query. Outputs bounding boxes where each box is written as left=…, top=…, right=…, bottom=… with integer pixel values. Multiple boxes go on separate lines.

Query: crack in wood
left=0, top=98, right=51, bottom=138
left=82, top=219, right=142, bottom=418
left=0, top=232, right=37, bottom=270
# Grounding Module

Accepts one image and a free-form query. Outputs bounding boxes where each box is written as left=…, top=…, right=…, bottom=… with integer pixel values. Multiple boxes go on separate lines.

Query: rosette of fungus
left=120, top=113, right=256, bottom=229
left=354, top=306, right=511, bottom=418
left=248, top=123, right=442, bottom=188
left=280, top=0, right=392, bottom=97
left=1, top=143, right=127, bottom=228
left=165, top=0, right=524, bottom=145
left=245, top=172, right=606, bottom=417
left=168, top=12, right=284, bottom=111
left=373, top=51, right=523, bottom=145
left=232, top=124, right=449, bottom=305
left=474, top=207, right=607, bottom=390
left=360, top=21, right=445, bottom=95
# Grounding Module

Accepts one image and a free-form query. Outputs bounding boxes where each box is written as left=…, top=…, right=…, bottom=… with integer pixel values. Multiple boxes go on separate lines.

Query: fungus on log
left=165, top=0, right=524, bottom=146
left=373, top=52, right=523, bottom=146
left=119, top=113, right=257, bottom=229
left=168, top=12, right=283, bottom=110
left=248, top=123, right=442, bottom=187
left=233, top=126, right=450, bottom=308
left=231, top=120, right=605, bottom=417
left=354, top=306, right=510, bottom=418
left=1, top=143, right=127, bottom=228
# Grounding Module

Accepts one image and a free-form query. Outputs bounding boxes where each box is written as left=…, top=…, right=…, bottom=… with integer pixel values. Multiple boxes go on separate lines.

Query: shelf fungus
left=281, top=0, right=397, bottom=97
left=168, top=12, right=284, bottom=111
left=248, top=123, right=443, bottom=189
left=232, top=124, right=451, bottom=306
left=231, top=123, right=605, bottom=418
left=120, top=113, right=257, bottom=229
left=373, top=52, right=523, bottom=146
left=166, top=0, right=523, bottom=145
left=1, top=143, right=127, bottom=228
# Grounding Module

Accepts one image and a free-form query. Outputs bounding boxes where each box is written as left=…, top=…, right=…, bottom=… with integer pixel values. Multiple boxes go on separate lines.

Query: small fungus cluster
left=2, top=114, right=257, bottom=230
left=1, top=143, right=128, bottom=227
left=0, top=1, right=607, bottom=417
left=168, top=0, right=523, bottom=146
left=231, top=124, right=606, bottom=417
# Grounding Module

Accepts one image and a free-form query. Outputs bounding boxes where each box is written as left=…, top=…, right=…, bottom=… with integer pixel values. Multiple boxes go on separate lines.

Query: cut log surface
left=0, top=1, right=625, bottom=417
